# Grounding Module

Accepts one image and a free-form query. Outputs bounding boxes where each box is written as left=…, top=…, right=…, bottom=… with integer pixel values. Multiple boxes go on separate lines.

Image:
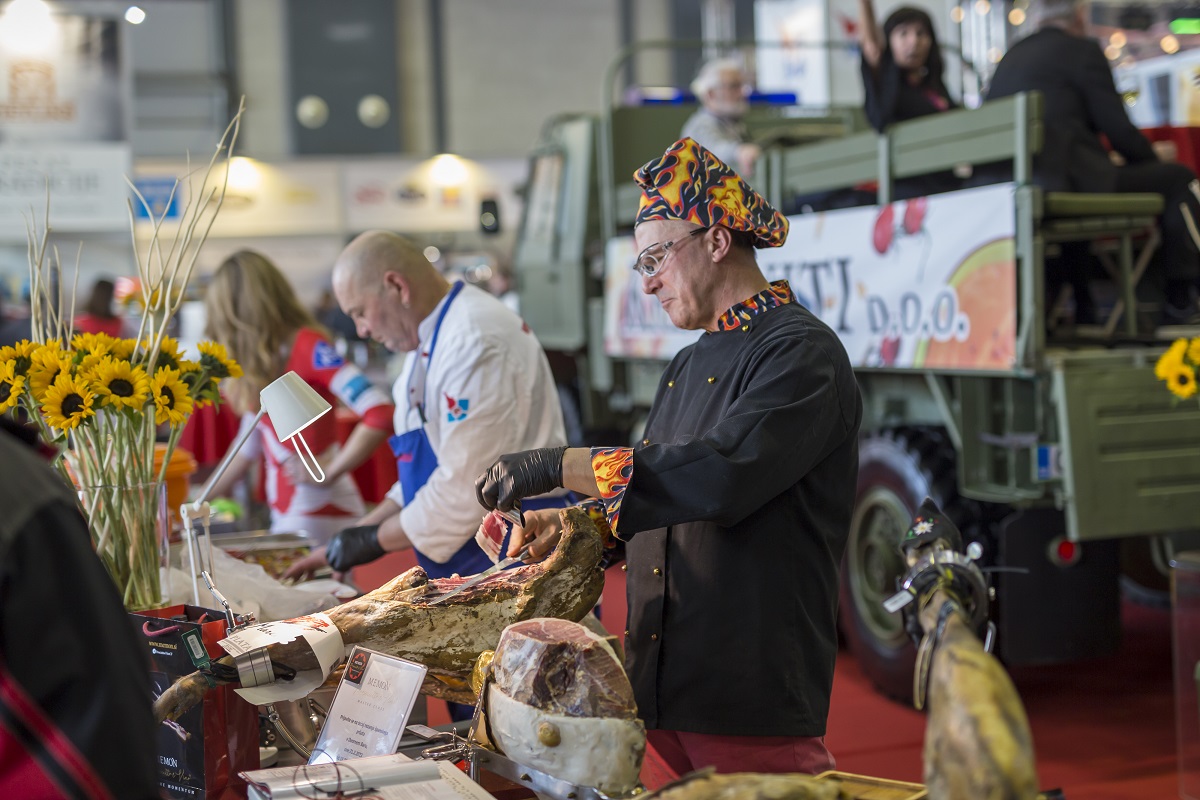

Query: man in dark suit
left=988, top=0, right=1200, bottom=321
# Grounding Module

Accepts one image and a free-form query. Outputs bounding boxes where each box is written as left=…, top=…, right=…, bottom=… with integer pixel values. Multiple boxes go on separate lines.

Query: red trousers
left=645, top=728, right=835, bottom=779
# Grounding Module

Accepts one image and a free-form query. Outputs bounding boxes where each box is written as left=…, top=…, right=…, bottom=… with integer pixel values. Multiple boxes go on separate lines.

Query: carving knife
left=428, top=542, right=534, bottom=605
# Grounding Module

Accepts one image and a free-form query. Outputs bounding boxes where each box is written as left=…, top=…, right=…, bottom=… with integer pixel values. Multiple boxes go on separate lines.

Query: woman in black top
left=858, top=0, right=960, bottom=198
left=859, top=1, right=954, bottom=132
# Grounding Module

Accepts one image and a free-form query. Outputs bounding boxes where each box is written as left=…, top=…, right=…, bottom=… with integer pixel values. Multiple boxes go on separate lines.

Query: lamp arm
left=191, top=407, right=267, bottom=510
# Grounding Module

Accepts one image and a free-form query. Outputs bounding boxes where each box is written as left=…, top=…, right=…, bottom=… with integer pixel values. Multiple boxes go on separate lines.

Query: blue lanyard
left=412, top=280, right=463, bottom=424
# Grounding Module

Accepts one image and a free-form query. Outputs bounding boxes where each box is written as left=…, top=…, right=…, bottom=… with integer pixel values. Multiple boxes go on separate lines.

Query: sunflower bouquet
left=1154, top=337, right=1200, bottom=401
left=0, top=101, right=246, bottom=610
left=0, top=334, right=240, bottom=609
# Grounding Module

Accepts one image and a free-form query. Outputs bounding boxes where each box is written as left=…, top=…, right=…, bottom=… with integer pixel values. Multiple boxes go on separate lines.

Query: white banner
left=0, top=15, right=128, bottom=144
left=604, top=183, right=1017, bottom=372
left=603, top=235, right=702, bottom=359
left=132, top=159, right=344, bottom=239
left=0, top=11, right=132, bottom=237
left=343, top=157, right=526, bottom=234
left=755, top=0, right=830, bottom=106
left=0, top=143, right=131, bottom=238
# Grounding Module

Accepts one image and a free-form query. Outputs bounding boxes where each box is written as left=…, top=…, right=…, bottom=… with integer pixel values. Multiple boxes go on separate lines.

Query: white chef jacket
left=387, top=283, right=567, bottom=562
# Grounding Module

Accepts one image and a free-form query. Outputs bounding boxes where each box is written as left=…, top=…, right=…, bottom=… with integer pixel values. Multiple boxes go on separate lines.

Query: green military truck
left=515, top=81, right=1199, bottom=700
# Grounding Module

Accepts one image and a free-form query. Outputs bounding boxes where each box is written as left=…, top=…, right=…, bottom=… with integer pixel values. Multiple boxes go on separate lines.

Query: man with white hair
left=988, top=0, right=1200, bottom=322
left=681, top=57, right=761, bottom=176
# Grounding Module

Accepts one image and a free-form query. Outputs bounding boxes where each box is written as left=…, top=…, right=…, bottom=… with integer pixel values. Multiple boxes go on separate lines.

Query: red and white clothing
left=388, top=283, right=567, bottom=563
left=72, top=314, right=122, bottom=337
left=238, top=328, right=393, bottom=545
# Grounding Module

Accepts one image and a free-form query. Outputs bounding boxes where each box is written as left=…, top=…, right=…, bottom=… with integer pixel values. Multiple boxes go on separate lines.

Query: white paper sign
left=218, top=613, right=346, bottom=704
left=309, top=646, right=428, bottom=765
left=244, top=756, right=491, bottom=800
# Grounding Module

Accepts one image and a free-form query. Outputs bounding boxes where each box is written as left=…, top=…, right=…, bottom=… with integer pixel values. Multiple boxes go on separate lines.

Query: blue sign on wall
left=132, top=177, right=182, bottom=221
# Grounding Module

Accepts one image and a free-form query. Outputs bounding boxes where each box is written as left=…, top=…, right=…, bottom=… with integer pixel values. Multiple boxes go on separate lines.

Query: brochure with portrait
left=308, top=646, right=428, bottom=765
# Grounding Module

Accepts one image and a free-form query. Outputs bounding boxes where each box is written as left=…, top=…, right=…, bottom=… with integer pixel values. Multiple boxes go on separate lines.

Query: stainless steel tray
left=210, top=530, right=314, bottom=551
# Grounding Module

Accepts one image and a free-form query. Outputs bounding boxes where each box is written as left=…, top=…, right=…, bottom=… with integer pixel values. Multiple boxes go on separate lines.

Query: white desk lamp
left=180, top=371, right=332, bottom=606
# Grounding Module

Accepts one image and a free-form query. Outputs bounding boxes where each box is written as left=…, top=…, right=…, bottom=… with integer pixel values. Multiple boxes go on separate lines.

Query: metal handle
left=202, top=571, right=237, bottom=631
left=266, top=702, right=314, bottom=759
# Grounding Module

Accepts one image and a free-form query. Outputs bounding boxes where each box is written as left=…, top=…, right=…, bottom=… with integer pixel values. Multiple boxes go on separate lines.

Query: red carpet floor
left=826, top=600, right=1176, bottom=799
left=354, top=556, right=1179, bottom=798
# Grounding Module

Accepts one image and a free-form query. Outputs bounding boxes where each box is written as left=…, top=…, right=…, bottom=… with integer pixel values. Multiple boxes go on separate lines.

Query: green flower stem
left=68, top=407, right=169, bottom=612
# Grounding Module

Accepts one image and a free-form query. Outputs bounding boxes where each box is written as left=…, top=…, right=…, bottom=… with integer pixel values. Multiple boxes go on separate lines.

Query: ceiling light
left=429, top=154, right=468, bottom=188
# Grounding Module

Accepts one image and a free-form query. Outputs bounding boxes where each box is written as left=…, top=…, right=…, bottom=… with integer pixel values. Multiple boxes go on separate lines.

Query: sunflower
left=197, top=341, right=242, bottom=380
left=40, top=372, right=95, bottom=430
left=71, top=332, right=114, bottom=357
left=1188, top=338, right=1200, bottom=366
left=108, top=337, right=137, bottom=361
left=1166, top=362, right=1199, bottom=400
left=178, top=360, right=214, bottom=407
left=75, top=352, right=107, bottom=377
left=143, top=336, right=182, bottom=372
left=152, top=367, right=193, bottom=426
left=0, top=339, right=37, bottom=376
left=159, top=335, right=181, bottom=357
left=1156, top=338, right=1188, bottom=380
left=27, top=348, right=73, bottom=401
left=91, top=357, right=151, bottom=411
left=0, top=360, right=25, bottom=413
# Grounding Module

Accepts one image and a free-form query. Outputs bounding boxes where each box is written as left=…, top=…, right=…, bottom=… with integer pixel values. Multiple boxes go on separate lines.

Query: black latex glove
left=325, top=525, right=385, bottom=572
left=475, top=446, right=568, bottom=513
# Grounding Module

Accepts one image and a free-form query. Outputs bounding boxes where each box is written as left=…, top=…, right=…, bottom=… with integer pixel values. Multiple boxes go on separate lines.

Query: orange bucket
left=155, top=443, right=198, bottom=528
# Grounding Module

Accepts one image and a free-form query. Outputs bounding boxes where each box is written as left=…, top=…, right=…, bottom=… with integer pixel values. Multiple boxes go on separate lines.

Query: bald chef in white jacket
left=285, top=230, right=570, bottom=582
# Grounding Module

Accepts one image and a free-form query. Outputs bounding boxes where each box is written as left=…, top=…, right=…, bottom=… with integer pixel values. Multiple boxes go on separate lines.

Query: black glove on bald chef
left=325, top=525, right=386, bottom=572
left=475, top=446, right=568, bottom=513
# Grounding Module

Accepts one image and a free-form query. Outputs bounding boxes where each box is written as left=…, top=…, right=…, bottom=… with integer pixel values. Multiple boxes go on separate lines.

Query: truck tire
left=840, top=428, right=962, bottom=703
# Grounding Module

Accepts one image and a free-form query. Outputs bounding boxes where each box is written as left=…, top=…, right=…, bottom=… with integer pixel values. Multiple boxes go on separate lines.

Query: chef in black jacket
left=988, top=0, right=1200, bottom=319
left=477, top=137, right=862, bottom=777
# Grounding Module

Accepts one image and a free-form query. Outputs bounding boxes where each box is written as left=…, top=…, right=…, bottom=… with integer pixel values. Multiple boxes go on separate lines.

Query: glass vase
left=78, top=480, right=170, bottom=612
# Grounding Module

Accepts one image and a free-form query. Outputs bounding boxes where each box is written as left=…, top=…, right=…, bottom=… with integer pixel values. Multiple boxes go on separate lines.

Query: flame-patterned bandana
left=634, top=137, right=788, bottom=249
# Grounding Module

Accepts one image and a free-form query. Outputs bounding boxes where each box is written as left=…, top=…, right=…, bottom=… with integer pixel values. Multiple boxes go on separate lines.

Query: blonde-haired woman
left=205, top=250, right=394, bottom=545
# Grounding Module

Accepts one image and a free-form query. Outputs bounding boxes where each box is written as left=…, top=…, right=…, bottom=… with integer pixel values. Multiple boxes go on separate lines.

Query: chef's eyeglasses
left=632, top=227, right=709, bottom=278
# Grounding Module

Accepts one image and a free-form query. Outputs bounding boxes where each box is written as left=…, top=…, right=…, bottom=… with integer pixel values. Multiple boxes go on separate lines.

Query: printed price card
left=309, top=646, right=428, bottom=764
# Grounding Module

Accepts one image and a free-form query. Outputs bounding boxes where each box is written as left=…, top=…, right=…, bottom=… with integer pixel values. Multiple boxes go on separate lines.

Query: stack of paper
left=242, top=754, right=495, bottom=799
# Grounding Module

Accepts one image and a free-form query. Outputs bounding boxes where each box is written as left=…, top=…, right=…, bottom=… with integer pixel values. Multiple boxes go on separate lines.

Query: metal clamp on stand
left=235, top=649, right=308, bottom=755
left=898, top=545, right=992, bottom=645
left=407, top=725, right=474, bottom=764
left=234, top=649, right=275, bottom=688
left=201, top=570, right=255, bottom=632
left=405, top=724, right=645, bottom=800
left=264, top=699, right=329, bottom=761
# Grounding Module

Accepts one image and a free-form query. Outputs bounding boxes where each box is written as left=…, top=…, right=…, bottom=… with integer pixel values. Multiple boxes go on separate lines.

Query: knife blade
left=428, top=542, right=534, bottom=606
left=494, top=501, right=525, bottom=529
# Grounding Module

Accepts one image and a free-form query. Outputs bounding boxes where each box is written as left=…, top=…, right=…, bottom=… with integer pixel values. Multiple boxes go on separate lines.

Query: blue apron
left=388, top=281, right=571, bottom=578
